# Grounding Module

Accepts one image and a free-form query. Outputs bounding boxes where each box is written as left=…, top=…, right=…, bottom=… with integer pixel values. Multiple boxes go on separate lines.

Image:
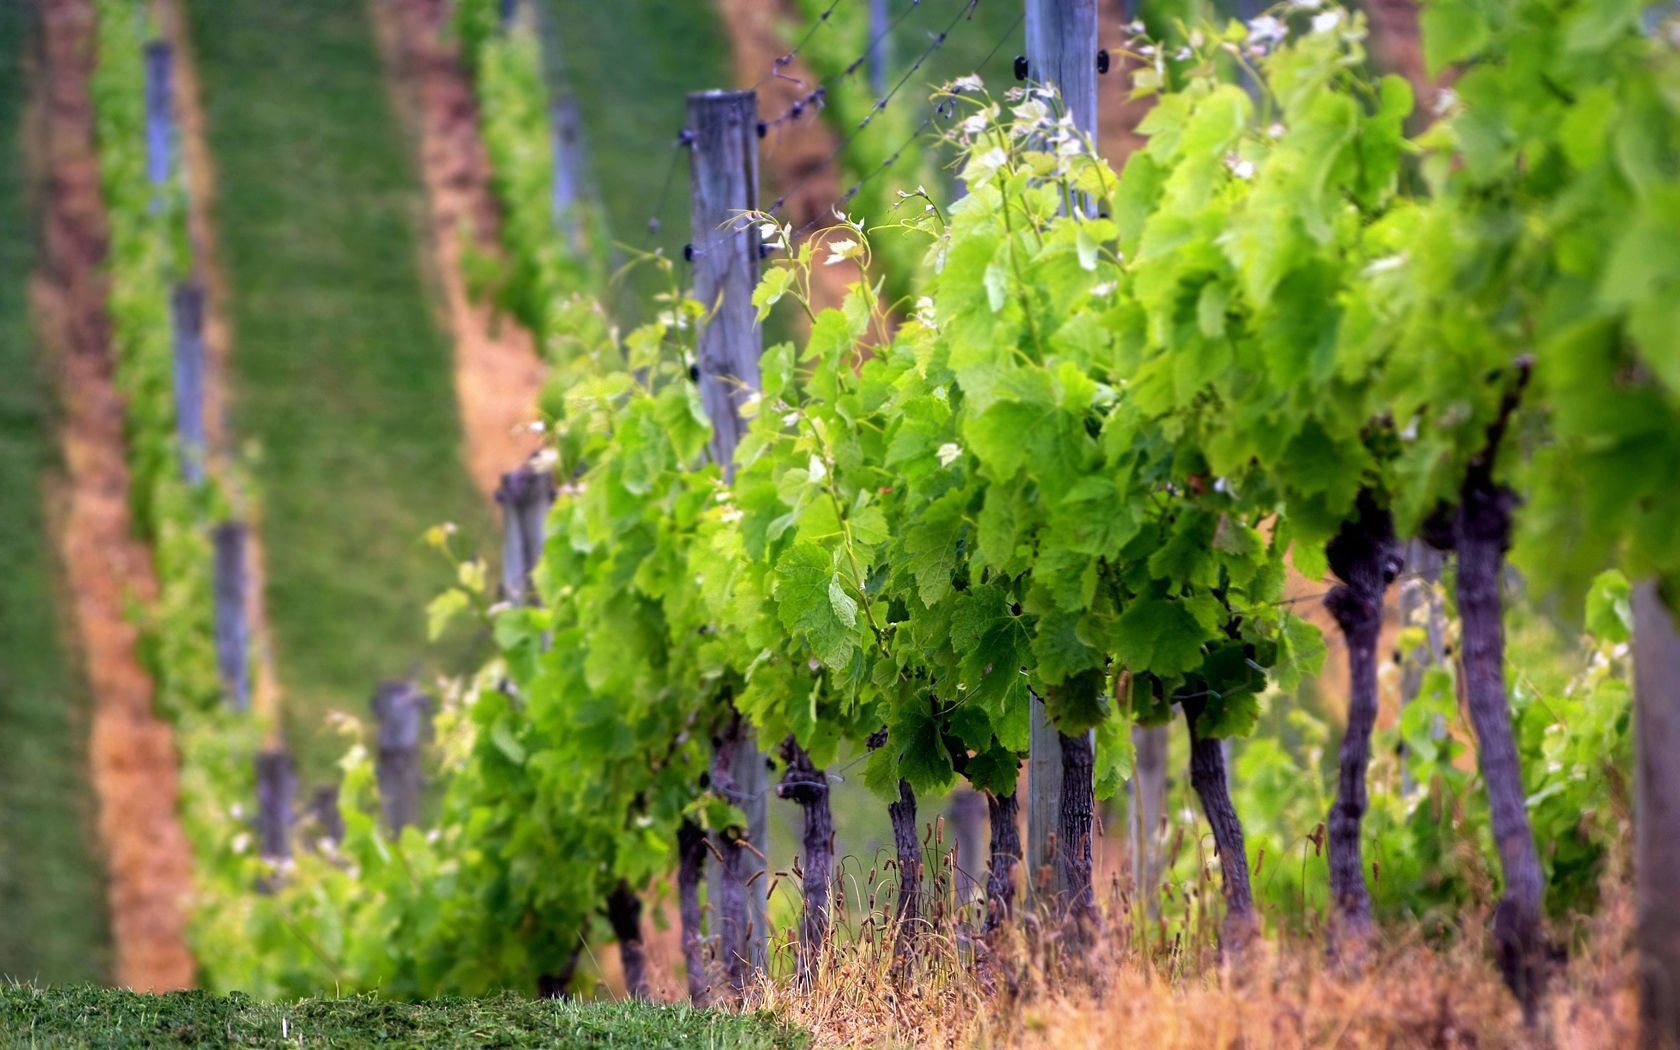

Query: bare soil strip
left=153, top=0, right=284, bottom=733
left=33, top=0, right=195, bottom=991
left=370, top=0, right=546, bottom=501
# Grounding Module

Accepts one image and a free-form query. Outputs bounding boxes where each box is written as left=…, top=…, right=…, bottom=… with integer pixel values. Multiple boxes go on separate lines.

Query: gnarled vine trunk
left=984, top=789, right=1021, bottom=937
left=777, top=739, right=833, bottom=985
left=1323, top=494, right=1402, bottom=947
left=1058, top=731, right=1097, bottom=940
left=1185, top=698, right=1257, bottom=951
left=676, top=819, right=710, bottom=1005
left=1453, top=471, right=1545, bottom=1024
left=710, top=718, right=755, bottom=994
left=605, top=881, right=650, bottom=1000
left=889, top=779, right=923, bottom=962
left=537, top=950, right=578, bottom=999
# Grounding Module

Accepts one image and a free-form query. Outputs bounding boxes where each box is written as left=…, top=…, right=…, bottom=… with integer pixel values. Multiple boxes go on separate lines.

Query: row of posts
left=143, top=30, right=432, bottom=867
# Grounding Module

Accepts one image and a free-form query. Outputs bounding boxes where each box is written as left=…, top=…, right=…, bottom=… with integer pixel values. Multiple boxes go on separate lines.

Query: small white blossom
left=1090, top=281, right=1117, bottom=297
left=824, top=237, right=861, bottom=265
left=758, top=222, right=789, bottom=250
left=1246, top=14, right=1286, bottom=44
left=831, top=206, right=864, bottom=233
left=782, top=410, right=801, bottom=427
left=1364, top=253, right=1406, bottom=276
left=1225, top=154, right=1255, bottom=179
left=936, top=442, right=963, bottom=468
left=1267, top=122, right=1287, bottom=139
left=530, top=447, right=560, bottom=473
left=719, top=506, right=744, bottom=524
left=1311, top=9, right=1342, bottom=34
left=1174, top=46, right=1193, bottom=61
left=1287, top=0, right=1323, bottom=9
left=960, top=111, right=990, bottom=136
left=914, top=296, right=938, bottom=328
left=950, top=74, right=984, bottom=93
left=526, top=419, right=547, bottom=434
left=1433, top=87, right=1460, bottom=116
left=231, top=832, right=252, bottom=855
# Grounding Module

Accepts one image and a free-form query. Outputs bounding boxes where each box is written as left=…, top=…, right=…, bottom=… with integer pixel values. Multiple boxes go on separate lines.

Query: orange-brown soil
left=32, top=0, right=195, bottom=991
left=370, top=0, right=547, bottom=501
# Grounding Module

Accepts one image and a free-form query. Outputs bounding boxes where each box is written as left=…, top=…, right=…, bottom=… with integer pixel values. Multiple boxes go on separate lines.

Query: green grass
left=535, top=0, right=730, bottom=314
left=0, top=2, right=112, bottom=984
left=0, top=987, right=806, bottom=1049
left=182, top=0, right=488, bottom=776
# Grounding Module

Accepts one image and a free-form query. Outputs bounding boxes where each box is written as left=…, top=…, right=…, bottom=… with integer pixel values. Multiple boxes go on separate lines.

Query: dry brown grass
left=748, top=875, right=1637, bottom=1048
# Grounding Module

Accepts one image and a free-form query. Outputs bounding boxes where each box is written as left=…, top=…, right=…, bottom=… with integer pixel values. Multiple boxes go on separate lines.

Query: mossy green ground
left=0, top=987, right=806, bottom=1049
left=182, top=0, right=488, bottom=776
left=0, top=2, right=111, bottom=984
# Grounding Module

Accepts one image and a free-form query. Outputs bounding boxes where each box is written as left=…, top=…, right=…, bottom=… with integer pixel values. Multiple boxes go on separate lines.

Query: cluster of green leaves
left=453, top=0, right=609, bottom=339
left=88, top=0, right=264, bottom=982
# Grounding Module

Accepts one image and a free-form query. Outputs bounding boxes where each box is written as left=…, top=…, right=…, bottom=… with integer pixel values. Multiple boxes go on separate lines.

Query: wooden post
left=1397, top=538, right=1445, bottom=792
left=171, top=282, right=206, bottom=486
left=255, top=749, right=296, bottom=863
left=372, top=681, right=431, bottom=833
left=309, top=783, right=345, bottom=848
left=551, top=95, right=587, bottom=252
left=496, top=462, right=555, bottom=604
left=143, top=39, right=173, bottom=192
left=211, top=521, right=251, bottom=712
left=1023, top=0, right=1098, bottom=908
left=1635, top=581, right=1680, bottom=1048
left=1129, top=722, right=1167, bottom=910
left=867, top=0, right=892, bottom=97
left=947, top=788, right=987, bottom=903
left=689, top=87, right=769, bottom=982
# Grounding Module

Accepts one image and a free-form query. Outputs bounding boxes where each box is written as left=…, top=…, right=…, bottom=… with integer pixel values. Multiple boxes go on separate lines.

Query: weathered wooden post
left=143, top=39, right=173, bottom=194
left=1129, top=722, right=1167, bottom=910
left=255, top=748, right=296, bottom=877
left=211, top=520, right=250, bottom=711
left=496, top=462, right=554, bottom=604
left=372, top=680, right=430, bottom=833
left=1635, top=582, right=1680, bottom=1048
left=171, top=282, right=206, bottom=486
left=689, top=87, right=770, bottom=992
left=867, top=0, right=892, bottom=96
left=1023, top=0, right=1099, bottom=917
left=309, top=783, right=344, bottom=848
left=947, top=788, right=987, bottom=904
left=551, top=95, right=587, bottom=252
left=1398, top=539, right=1446, bottom=793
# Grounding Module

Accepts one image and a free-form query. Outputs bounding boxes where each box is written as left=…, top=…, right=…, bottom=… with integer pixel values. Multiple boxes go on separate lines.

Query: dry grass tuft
left=753, top=873, right=1637, bottom=1048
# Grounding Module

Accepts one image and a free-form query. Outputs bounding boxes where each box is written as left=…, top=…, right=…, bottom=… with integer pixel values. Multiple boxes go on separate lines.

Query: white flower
left=1137, top=44, right=1156, bottom=57
left=1287, top=0, right=1322, bottom=9
left=231, top=832, right=252, bottom=855
left=526, top=419, right=547, bottom=434
left=1433, top=87, right=1460, bottom=116
left=1090, top=281, right=1117, bottom=297
left=1246, top=14, right=1286, bottom=44
left=950, top=74, right=984, bottom=93
left=1310, top=9, right=1342, bottom=34
left=960, top=112, right=990, bottom=136
left=758, top=222, right=789, bottom=250
left=936, top=442, right=963, bottom=468
left=782, top=410, right=801, bottom=427
left=831, top=206, right=864, bottom=233
left=530, top=447, right=559, bottom=473
left=1174, top=46, right=1193, bottom=61
left=1127, top=19, right=1146, bottom=34
left=719, top=506, right=744, bottom=524
left=1364, top=253, right=1406, bottom=276
left=1225, top=154, right=1255, bottom=179
left=1012, top=97, right=1052, bottom=127
left=914, top=296, right=938, bottom=328
left=1267, top=122, right=1287, bottom=139
left=824, top=237, right=861, bottom=265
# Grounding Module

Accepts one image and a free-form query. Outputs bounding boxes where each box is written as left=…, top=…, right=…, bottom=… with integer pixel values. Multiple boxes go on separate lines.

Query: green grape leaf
left=774, top=542, right=860, bottom=667
left=1109, top=597, right=1209, bottom=678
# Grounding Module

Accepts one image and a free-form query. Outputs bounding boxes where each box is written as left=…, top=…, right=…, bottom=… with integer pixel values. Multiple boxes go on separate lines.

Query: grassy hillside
left=0, top=986, right=806, bottom=1049
left=182, top=0, right=487, bottom=774
left=536, top=0, right=730, bottom=304
left=0, top=1, right=111, bottom=984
